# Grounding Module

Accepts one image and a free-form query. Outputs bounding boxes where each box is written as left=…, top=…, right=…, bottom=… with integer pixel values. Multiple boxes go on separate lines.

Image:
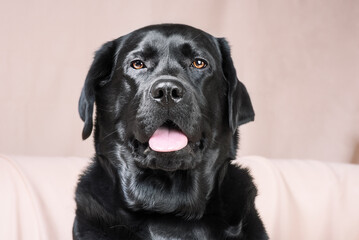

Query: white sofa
left=1, top=154, right=359, bottom=240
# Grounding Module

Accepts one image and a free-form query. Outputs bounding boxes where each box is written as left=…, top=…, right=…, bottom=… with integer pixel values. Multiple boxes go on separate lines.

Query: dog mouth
left=148, top=120, right=188, bottom=152
left=132, top=120, right=205, bottom=171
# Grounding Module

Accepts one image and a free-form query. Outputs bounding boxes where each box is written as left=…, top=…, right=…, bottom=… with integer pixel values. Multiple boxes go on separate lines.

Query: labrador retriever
left=73, top=24, right=268, bottom=240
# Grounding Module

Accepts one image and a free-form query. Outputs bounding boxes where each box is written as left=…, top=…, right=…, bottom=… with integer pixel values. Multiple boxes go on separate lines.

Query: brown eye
left=192, top=58, right=207, bottom=69
left=131, top=60, right=146, bottom=69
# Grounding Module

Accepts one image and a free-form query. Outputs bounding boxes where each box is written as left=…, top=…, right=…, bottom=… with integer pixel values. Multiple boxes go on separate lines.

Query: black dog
left=73, top=24, right=268, bottom=240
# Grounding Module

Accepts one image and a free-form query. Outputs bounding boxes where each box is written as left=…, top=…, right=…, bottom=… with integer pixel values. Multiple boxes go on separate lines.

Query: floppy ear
left=79, top=40, right=118, bottom=140
left=217, top=38, right=255, bottom=134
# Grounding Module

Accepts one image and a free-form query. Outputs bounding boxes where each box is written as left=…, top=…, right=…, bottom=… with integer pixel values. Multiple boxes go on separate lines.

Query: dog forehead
left=122, top=26, right=219, bottom=57
left=139, top=31, right=188, bottom=48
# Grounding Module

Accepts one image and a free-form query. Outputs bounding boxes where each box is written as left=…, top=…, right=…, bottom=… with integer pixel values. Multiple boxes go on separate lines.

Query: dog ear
left=79, top=40, right=118, bottom=140
left=217, top=38, right=255, bottom=134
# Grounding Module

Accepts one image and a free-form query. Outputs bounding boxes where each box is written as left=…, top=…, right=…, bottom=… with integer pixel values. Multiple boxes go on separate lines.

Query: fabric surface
left=238, top=156, right=359, bottom=240
left=0, top=155, right=88, bottom=240
left=1, top=154, right=359, bottom=239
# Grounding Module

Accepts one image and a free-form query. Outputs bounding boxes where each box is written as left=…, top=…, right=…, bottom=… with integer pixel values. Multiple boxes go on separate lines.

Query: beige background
left=1, top=0, right=358, bottom=163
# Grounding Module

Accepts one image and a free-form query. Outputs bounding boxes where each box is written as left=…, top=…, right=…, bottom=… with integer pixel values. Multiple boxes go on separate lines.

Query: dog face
left=79, top=24, right=254, bottom=219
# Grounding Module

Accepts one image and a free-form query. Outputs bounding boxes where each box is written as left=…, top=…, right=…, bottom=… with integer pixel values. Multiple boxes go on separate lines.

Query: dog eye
left=191, top=58, right=207, bottom=69
left=131, top=60, right=146, bottom=70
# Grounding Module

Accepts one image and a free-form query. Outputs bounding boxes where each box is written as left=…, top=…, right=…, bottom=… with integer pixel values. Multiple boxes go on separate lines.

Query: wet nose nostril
left=171, top=88, right=182, bottom=99
left=154, top=89, right=164, bottom=99
left=151, top=86, right=165, bottom=100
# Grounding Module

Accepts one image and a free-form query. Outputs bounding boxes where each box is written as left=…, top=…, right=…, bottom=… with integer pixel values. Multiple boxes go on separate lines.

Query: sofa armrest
left=237, top=156, right=359, bottom=240
left=0, top=155, right=88, bottom=240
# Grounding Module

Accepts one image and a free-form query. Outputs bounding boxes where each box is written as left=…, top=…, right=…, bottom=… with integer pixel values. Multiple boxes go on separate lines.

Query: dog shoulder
left=219, top=164, right=257, bottom=222
left=223, top=164, right=258, bottom=201
left=75, top=159, right=117, bottom=225
left=219, top=164, right=268, bottom=239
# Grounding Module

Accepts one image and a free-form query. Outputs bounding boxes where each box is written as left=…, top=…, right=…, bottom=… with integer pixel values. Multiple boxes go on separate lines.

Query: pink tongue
left=149, top=127, right=188, bottom=152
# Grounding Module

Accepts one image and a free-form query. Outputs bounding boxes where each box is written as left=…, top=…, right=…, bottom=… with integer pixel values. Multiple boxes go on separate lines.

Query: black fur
left=74, top=24, right=267, bottom=240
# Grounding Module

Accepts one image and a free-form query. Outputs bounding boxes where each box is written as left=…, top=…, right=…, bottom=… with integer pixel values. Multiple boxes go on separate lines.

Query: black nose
left=150, top=80, right=185, bottom=106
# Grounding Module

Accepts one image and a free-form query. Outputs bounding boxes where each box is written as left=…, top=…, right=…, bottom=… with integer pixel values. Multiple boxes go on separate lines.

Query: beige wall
left=1, top=0, right=358, bottom=163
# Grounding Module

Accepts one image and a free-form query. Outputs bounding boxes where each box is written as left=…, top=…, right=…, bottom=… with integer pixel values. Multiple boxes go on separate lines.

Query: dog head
left=79, top=24, right=254, bottom=219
